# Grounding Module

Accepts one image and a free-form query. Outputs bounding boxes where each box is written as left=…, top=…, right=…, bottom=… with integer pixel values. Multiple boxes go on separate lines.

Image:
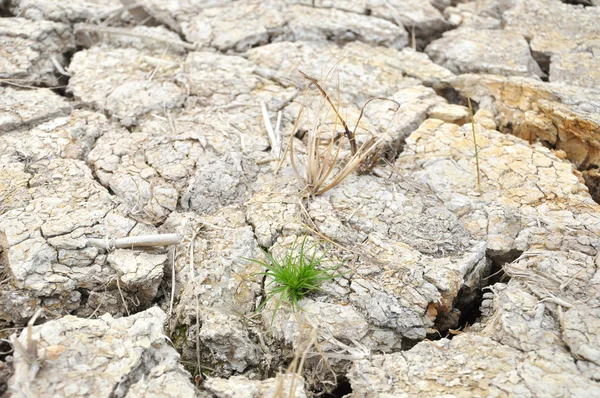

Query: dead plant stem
left=468, top=97, right=482, bottom=193
left=298, top=71, right=357, bottom=155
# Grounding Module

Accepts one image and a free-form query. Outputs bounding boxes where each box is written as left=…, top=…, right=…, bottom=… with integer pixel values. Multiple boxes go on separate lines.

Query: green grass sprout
left=246, top=237, right=342, bottom=324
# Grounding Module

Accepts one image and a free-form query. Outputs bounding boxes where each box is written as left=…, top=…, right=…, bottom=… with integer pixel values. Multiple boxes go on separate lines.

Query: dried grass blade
left=468, top=97, right=482, bottom=193
left=299, top=70, right=357, bottom=155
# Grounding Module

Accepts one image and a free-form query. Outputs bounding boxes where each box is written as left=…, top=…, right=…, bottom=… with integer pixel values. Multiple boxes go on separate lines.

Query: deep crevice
left=487, top=248, right=521, bottom=284
left=560, top=0, right=594, bottom=6
left=323, top=377, right=352, bottom=398
left=531, top=50, right=551, bottom=82
left=0, top=337, right=12, bottom=362
left=109, top=347, right=162, bottom=398
left=401, top=336, right=423, bottom=350
left=414, top=25, right=451, bottom=50
left=0, top=356, right=11, bottom=397
left=50, top=47, right=83, bottom=99
left=582, top=169, right=600, bottom=204
left=76, top=288, right=90, bottom=309
left=0, top=0, right=12, bottom=17
left=447, top=249, right=521, bottom=335
left=428, top=248, right=521, bottom=340
left=435, top=86, right=462, bottom=105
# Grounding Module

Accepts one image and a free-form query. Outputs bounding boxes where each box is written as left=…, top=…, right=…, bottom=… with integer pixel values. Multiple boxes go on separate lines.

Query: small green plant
left=247, top=237, right=342, bottom=323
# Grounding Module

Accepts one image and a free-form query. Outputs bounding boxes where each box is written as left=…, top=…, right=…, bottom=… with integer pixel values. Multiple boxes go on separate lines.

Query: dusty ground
left=1, top=0, right=600, bottom=397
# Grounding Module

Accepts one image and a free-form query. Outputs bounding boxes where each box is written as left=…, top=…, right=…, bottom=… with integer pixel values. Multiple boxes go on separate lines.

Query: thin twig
left=87, top=233, right=180, bottom=250
left=261, top=102, right=282, bottom=158
left=0, top=79, right=65, bottom=90
left=187, top=229, right=203, bottom=383
left=468, top=98, right=482, bottom=193
left=351, top=97, right=400, bottom=140
left=169, top=247, right=177, bottom=317
left=275, top=111, right=283, bottom=143
left=49, top=56, right=71, bottom=76
left=299, top=71, right=357, bottom=155
left=87, top=302, right=103, bottom=319
left=195, top=288, right=202, bottom=384
left=116, top=277, right=130, bottom=316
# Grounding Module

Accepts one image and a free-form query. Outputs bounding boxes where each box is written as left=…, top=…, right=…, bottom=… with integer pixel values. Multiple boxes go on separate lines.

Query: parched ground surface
left=1, top=0, right=600, bottom=397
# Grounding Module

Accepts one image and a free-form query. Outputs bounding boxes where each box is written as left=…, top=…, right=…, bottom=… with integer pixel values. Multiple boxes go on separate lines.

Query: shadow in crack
left=560, top=0, right=595, bottom=6
left=427, top=248, right=522, bottom=340
left=0, top=0, right=12, bottom=17
left=323, top=378, right=352, bottom=398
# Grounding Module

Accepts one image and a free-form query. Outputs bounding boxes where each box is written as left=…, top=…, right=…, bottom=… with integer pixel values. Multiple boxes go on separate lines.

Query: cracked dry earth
left=1, top=0, right=600, bottom=397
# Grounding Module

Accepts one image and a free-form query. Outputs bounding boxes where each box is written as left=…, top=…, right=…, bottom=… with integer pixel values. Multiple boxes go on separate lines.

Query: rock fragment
left=503, top=0, right=600, bottom=74
left=0, top=112, right=168, bottom=325
left=245, top=169, right=305, bottom=248
left=394, top=48, right=455, bottom=89
left=562, top=305, right=600, bottom=367
left=443, top=0, right=502, bottom=29
left=348, top=334, right=600, bottom=397
left=428, top=103, right=470, bottom=124
left=0, top=110, right=119, bottom=213
left=1, top=109, right=110, bottom=162
left=452, top=73, right=600, bottom=201
left=368, top=0, right=451, bottom=47
left=74, top=25, right=191, bottom=54
left=8, top=0, right=122, bottom=24
left=397, top=116, right=600, bottom=386
left=247, top=41, right=421, bottom=107
left=399, top=118, right=598, bottom=256
left=304, top=173, right=488, bottom=341
left=182, top=1, right=408, bottom=52
left=0, top=18, right=75, bottom=86
left=0, top=159, right=138, bottom=296
left=425, top=27, right=545, bottom=78
left=87, top=67, right=294, bottom=223
left=108, top=249, right=167, bottom=306
left=500, top=0, right=600, bottom=88
left=0, top=87, right=72, bottom=133
left=550, top=52, right=600, bottom=89
left=282, top=4, right=407, bottom=49
left=205, top=374, right=307, bottom=398
left=8, top=307, right=199, bottom=398
left=247, top=41, right=448, bottom=154
left=159, top=211, right=263, bottom=376
left=479, top=282, right=564, bottom=353
left=183, top=51, right=262, bottom=105
left=67, top=47, right=186, bottom=126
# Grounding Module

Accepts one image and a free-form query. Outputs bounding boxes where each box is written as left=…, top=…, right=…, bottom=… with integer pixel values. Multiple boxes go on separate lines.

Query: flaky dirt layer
left=1, top=0, right=600, bottom=397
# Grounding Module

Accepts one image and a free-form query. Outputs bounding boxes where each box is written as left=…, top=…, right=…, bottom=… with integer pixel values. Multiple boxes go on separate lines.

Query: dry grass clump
left=287, top=71, right=399, bottom=197
left=9, top=309, right=44, bottom=396
left=271, top=311, right=370, bottom=397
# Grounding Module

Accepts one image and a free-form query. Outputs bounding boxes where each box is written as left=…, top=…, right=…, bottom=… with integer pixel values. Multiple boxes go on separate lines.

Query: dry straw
left=468, top=97, right=482, bottom=193
left=288, top=71, right=398, bottom=197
